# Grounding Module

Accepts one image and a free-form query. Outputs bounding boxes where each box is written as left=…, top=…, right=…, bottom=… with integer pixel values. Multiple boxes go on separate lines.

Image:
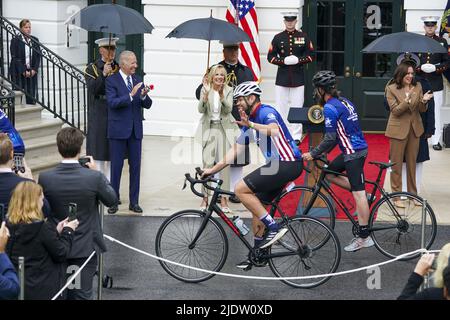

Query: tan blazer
left=197, top=85, right=240, bottom=148
left=385, top=82, right=427, bottom=140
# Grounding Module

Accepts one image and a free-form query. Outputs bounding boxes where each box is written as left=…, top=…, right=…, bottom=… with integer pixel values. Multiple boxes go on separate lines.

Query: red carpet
left=276, top=133, right=389, bottom=220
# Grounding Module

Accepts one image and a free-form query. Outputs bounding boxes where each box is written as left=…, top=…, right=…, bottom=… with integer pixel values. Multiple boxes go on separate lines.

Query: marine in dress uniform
left=195, top=42, right=254, bottom=204
left=267, top=11, right=314, bottom=142
left=416, top=16, right=449, bottom=151
left=85, top=37, right=120, bottom=181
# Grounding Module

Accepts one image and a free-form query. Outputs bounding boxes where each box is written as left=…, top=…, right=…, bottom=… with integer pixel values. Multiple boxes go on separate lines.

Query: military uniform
left=85, top=59, right=119, bottom=163
left=267, top=13, right=314, bottom=140
left=267, top=29, right=314, bottom=87
left=416, top=16, right=449, bottom=149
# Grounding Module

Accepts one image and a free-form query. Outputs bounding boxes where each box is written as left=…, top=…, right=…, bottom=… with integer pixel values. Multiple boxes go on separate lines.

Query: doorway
left=303, top=0, right=405, bottom=131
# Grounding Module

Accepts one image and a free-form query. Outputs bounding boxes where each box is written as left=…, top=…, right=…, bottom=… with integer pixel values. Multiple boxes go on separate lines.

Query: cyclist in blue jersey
left=302, top=70, right=374, bottom=252
left=201, top=81, right=303, bottom=269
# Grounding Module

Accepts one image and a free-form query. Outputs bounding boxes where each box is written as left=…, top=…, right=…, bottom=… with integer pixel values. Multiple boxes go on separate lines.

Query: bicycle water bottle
left=232, top=216, right=249, bottom=236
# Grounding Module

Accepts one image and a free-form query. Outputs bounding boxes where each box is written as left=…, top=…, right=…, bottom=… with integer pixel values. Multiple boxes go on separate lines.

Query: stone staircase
left=13, top=91, right=63, bottom=176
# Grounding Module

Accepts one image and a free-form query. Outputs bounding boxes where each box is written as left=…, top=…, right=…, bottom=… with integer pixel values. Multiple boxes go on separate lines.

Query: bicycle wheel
left=268, top=216, right=341, bottom=289
left=155, top=210, right=228, bottom=283
left=369, top=192, right=437, bottom=260
left=277, top=186, right=335, bottom=229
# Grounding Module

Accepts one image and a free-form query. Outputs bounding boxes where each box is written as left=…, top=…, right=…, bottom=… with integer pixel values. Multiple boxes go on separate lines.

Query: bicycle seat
left=369, top=161, right=395, bottom=169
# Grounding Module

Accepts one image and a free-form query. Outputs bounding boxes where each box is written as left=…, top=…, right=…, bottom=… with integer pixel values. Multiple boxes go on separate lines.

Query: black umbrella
left=66, top=3, right=154, bottom=35
left=166, top=13, right=252, bottom=69
left=362, top=32, right=447, bottom=53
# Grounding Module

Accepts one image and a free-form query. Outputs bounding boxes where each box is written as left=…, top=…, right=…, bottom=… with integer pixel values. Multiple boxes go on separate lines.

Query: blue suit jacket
left=105, top=73, right=152, bottom=140
left=0, top=253, right=20, bottom=300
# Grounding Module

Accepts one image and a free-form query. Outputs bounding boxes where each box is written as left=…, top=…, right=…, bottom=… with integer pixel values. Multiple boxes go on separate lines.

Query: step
left=27, top=153, right=61, bottom=179
left=23, top=135, right=58, bottom=160
left=14, top=105, right=43, bottom=122
left=27, top=144, right=87, bottom=179
left=16, top=118, right=63, bottom=140
left=14, top=91, right=24, bottom=106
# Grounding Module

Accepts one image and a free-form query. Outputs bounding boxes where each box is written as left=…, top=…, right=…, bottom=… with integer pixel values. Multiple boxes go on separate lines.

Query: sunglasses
left=424, top=22, right=437, bottom=27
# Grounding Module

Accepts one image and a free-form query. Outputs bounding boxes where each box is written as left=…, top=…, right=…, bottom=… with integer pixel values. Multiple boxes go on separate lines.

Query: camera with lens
left=78, top=156, right=91, bottom=168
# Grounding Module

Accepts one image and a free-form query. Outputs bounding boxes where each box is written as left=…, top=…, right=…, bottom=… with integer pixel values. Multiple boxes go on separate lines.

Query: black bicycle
left=276, top=157, right=437, bottom=260
left=155, top=168, right=341, bottom=288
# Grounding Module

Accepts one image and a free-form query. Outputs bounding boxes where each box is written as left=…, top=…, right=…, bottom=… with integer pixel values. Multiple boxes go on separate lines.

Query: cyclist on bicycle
left=201, top=81, right=303, bottom=269
left=302, top=70, right=374, bottom=252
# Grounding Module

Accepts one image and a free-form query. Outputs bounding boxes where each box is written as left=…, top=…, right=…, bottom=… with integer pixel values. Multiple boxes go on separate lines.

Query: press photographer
left=38, top=127, right=118, bottom=300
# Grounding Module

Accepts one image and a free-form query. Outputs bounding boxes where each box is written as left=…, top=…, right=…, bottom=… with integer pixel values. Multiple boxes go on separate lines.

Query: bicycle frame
left=187, top=179, right=305, bottom=260
left=301, top=162, right=406, bottom=232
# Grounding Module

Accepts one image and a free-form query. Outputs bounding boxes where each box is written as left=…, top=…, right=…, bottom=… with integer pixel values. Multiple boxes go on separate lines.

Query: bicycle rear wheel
left=155, top=210, right=228, bottom=283
left=268, top=216, right=341, bottom=288
left=369, top=192, right=437, bottom=260
left=277, top=186, right=335, bottom=229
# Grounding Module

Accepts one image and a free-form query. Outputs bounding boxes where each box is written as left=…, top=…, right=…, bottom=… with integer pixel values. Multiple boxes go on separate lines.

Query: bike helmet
left=233, top=81, right=262, bottom=100
left=312, top=70, right=337, bottom=89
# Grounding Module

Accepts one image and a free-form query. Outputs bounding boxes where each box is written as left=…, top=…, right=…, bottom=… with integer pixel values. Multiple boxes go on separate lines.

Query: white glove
left=421, top=63, right=436, bottom=73
left=284, top=55, right=299, bottom=65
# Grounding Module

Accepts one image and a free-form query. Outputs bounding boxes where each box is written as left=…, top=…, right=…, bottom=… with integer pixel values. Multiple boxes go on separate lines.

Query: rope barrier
left=51, top=251, right=96, bottom=300
left=104, top=234, right=441, bottom=281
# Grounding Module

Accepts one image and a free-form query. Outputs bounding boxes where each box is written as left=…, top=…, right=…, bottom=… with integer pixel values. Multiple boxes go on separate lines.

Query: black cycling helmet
left=312, top=70, right=337, bottom=89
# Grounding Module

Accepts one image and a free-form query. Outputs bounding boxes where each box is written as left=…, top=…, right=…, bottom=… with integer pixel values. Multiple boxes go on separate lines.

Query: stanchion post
left=18, top=256, right=24, bottom=300
left=97, top=204, right=104, bottom=300
left=421, top=199, right=428, bottom=290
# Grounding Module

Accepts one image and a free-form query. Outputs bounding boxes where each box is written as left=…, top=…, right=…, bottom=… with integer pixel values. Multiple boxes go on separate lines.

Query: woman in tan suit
left=385, top=63, right=433, bottom=205
left=198, top=64, right=240, bottom=211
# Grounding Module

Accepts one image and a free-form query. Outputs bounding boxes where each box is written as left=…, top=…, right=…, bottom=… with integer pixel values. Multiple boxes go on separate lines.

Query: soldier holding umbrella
left=85, top=37, right=120, bottom=180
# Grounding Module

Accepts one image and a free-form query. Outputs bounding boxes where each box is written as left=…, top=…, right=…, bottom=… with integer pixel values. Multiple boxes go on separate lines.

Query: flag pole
left=206, top=10, right=213, bottom=71
left=235, top=0, right=240, bottom=25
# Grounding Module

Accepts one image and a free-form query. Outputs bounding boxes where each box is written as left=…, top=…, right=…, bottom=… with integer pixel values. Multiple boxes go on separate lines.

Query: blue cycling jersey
left=0, top=109, right=25, bottom=154
left=324, top=97, right=367, bottom=154
left=236, top=103, right=302, bottom=161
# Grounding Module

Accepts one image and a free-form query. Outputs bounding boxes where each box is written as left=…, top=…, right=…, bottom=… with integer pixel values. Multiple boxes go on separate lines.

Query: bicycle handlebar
left=184, top=167, right=222, bottom=198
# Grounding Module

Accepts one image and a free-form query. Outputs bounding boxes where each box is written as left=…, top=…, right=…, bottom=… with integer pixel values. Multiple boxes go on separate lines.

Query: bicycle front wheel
left=369, top=192, right=437, bottom=260
left=155, top=210, right=228, bottom=283
left=268, top=216, right=341, bottom=289
left=277, top=186, right=336, bottom=229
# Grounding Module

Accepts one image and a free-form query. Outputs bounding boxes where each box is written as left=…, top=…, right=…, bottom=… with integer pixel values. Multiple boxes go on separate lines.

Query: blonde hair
left=207, top=64, right=229, bottom=87
left=7, top=181, right=44, bottom=224
left=434, top=243, right=450, bottom=288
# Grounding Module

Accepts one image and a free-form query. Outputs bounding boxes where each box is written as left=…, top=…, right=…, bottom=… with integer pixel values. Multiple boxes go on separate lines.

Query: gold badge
left=308, top=105, right=324, bottom=124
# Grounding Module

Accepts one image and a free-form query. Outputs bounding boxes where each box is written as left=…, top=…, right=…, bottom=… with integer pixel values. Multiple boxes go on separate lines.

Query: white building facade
left=2, top=0, right=450, bottom=137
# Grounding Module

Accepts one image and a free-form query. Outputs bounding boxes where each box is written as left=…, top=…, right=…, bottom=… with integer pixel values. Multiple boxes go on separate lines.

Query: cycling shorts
left=243, top=160, right=303, bottom=203
left=327, top=153, right=366, bottom=192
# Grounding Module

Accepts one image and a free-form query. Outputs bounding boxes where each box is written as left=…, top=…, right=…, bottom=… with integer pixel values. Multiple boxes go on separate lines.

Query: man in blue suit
left=0, top=221, right=19, bottom=300
left=105, top=51, right=152, bottom=214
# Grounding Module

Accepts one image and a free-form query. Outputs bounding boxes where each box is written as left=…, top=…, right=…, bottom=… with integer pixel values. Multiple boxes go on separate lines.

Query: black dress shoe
left=432, top=143, right=442, bottom=151
left=229, top=195, right=241, bottom=203
left=129, top=204, right=143, bottom=213
left=118, top=199, right=122, bottom=205
left=108, top=206, right=118, bottom=214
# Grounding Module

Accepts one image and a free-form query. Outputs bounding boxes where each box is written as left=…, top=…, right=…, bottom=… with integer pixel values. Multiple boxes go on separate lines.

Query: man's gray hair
left=119, top=50, right=136, bottom=66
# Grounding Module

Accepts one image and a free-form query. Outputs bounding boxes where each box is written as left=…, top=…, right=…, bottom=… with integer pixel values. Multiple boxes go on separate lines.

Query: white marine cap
left=281, top=11, right=299, bottom=21
left=94, top=37, right=119, bottom=47
left=421, top=16, right=440, bottom=24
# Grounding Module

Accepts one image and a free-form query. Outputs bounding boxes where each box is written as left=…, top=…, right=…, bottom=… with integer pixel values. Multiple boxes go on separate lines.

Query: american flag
left=226, top=0, right=260, bottom=80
